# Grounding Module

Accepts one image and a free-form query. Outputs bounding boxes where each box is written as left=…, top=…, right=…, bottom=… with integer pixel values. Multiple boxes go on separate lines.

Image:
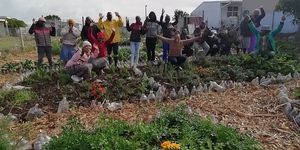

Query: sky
left=0, top=0, right=213, bottom=25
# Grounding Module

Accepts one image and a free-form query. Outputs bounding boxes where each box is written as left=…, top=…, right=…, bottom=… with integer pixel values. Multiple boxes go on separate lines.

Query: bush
left=52, top=39, right=62, bottom=56
left=45, top=105, right=263, bottom=150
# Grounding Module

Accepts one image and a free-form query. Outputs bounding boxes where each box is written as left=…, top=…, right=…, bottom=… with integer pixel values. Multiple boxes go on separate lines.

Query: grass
left=0, top=90, right=36, bottom=105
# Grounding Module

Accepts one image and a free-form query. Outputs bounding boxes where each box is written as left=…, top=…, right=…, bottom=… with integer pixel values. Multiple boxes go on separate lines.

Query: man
left=81, top=17, right=100, bottom=42
left=247, top=14, right=286, bottom=58
left=154, top=30, right=201, bottom=70
left=159, top=8, right=179, bottom=61
left=60, top=19, right=81, bottom=66
left=237, top=10, right=252, bottom=54
left=29, top=17, right=56, bottom=68
left=217, top=29, right=238, bottom=56
left=98, top=12, right=124, bottom=67
left=193, top=21, right=212, bottom=59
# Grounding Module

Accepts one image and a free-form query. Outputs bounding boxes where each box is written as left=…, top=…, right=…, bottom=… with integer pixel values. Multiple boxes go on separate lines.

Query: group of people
left=28, top=6, right=286, bottom=80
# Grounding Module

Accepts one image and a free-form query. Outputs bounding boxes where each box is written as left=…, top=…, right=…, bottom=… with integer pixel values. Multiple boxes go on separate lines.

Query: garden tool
left=293, top=70, right=300, bottom=79
left=191, top=86, right=197, bottom=95
left=147, top=90, right=156, bottom=102
left=57, top=97, right=69, bottom=113
left=140, top=94, right=149, bottom=103
left=170, top=88, right=178, bottom=100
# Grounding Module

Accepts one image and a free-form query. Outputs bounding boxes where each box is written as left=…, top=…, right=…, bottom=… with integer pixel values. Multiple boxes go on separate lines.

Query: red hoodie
left=88, top=28, right=115, bottom=58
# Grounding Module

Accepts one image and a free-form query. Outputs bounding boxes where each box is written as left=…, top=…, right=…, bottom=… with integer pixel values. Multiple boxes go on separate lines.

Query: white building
left=190, top=0, right=243, bottom=29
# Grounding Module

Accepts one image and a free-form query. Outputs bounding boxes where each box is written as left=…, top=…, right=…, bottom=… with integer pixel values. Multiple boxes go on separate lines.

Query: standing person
left=248, top=6, right=266, bottom=53
left=60, top=19, right=81, bottom=66
left=159, top=8, right=179, bottom=62
left=126, top=16, right=148, bottom=68
left=28, top=17, right=56, bottom=69
left=88, top=22, right=115, bottom=72
left=193, top=21, right=213, bottom=59
left=143, top=11, right=160, bottom=65
left=65, top=41, right=99, bottom=80
left=81, top=17, right=101, bottom=42
left=154, top=30, right=201, bottom=70
left=237, top=10, right=252, bottom=54
left=98, top=12, right=124, bottom=67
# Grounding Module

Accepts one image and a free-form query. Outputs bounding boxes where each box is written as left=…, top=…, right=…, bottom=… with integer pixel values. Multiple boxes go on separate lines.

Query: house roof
left=0, top=19, right=6, bottom=22
left=191, top=0, right=242, bottom=15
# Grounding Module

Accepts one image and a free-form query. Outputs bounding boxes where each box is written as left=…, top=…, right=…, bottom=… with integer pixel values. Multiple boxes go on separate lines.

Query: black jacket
left=193, top=27, right=213, bottom=44
left=81, top=24, right=100, bottom=42
left=239, top=18, right=252, bottom=37
left=159, top=15, right=178, bottom=38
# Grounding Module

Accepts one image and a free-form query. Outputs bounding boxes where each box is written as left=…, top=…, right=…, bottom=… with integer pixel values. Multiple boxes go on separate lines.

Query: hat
left=38, top=17, right=46, bottom=22
left=261, top=25, right=270, bottom=31
left=243, top=10, right=250, bottom=14
left=68, top=18, right=76, bottom=24
left=97, top=32, right=105, bottom=38
left=82, top=41, right=92, bottom=48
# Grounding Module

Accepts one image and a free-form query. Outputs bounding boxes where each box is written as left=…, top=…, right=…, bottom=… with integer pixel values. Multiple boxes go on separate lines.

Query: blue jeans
left=168, top=56, right=186, bottom=66
left=130, top=42, right=141, bottom=65
left=162, top=41, right=169, bottom=61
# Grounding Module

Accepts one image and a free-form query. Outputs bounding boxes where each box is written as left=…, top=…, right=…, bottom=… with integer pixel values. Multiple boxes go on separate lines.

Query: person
left=181, top=28, right=193, bottom=57
left=81, top=16, right=101, bottom=42
left=237, top=10, right=252, bottom=54
left=60, top=19, right=81, bottom=66
left=217, top=29, right=238, bottom=56
left=28, top=17, right=56, bottom=69
left=98, top=12, right=124, bottom=67
left=205, top=30, right=220, bottom=57
left=159, top=8, right=179, bottom=61
left=88, top=22, right=115, bottom=72
left=248, top=6, right=266, bottom=53
left=65, top=41, right=99, bottom=80
left=126, top=16, right=148, bottom=68
left=143, top=11, right=160, bottom=65
left=247, top=15, right=286, bottom=58
left=193, top=21, right=213, bottom=59
left=154, top=30, right=201, bottom=70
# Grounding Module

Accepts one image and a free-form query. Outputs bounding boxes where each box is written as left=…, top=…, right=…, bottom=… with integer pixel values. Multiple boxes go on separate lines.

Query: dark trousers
left=168, top=56, right=186, bottom=66
left=206, top=48, right=219, bottom=57
left=146, top=37, right=157, bottom=61
left=107, top=42, right=119, bottom=66
left=220, top=44, right=232, bottom=56
left=37, top=46, right=53, bottom=68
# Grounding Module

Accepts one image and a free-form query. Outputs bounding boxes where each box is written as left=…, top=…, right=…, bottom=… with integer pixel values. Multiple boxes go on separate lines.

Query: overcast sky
left=0, top=0, right=215, bottom=25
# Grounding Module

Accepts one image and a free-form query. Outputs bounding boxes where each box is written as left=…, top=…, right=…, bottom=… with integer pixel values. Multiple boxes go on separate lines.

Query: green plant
left=0, top=118, right=12, bottom=150
left=51, top=39, right=62, bottom=56
left=0, top=90, right=36, bottom=105
left=23, top=68, right=51, bottom=83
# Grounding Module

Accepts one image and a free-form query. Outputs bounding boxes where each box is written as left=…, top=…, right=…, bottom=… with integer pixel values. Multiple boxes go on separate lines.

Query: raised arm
left=258, top=7, right=266, bottom=20
left=98, top=13, right=104, bottom=29
left=104, top=30, right=115, bottom=46
left=88, top=27, right=98, bottom=44
left=155, top=34, right=172, bottom=44
left=248, top=21, right=260, bottom=36
left=28, top=23, right=36, bottom=34
left=182, top=37, right=200, bottom=45
left=271, top=16, right=285, bottom=37
left=90, top=44, right=100, bottom=59
left=171, top=16, right=179, bottom=26
left=126, top=18, right=132, bottom=32
left=50, top=26, right=56, bottom=36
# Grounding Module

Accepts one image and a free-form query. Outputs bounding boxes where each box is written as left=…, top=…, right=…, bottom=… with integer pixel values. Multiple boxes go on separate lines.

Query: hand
left=174, top=9, right=178, bottom=17
left=32, top=18, right=36, bottom=24
left=281, top=15, right=286, bottom=22
left=153, top=30, right=157, bottom=36
left=126, top=17, right=129, bottom=23
left=93, top=43, right=99, bottom=50
left=69, top=27, right=73, bottom=33
left=99, top=13, right=103, bottom=19
left=162, top=8, right=165, bottom=14
left=112, top=27, right=115, bottom=33
left=115, top=12, right=120, bottom=17
left=50, top=22, right=55, bottom=27
left=245, top=15, right=250, bottom=20
left=90, top=22, right=94, bottom=27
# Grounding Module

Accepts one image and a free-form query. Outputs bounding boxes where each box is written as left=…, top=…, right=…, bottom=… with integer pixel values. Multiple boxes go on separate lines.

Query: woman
left=88, top=22, right=115, bottom=72
left=65, top=41, right=99, bottom=80
left=126, top=16, right=148, bottom=68
left=154, top=30, right=201, bottom=70
left=248, top=6, right=265, bottom=53
left=143, top=11, right=160, bottom=65
left=60, top=19, right=81, bottom=66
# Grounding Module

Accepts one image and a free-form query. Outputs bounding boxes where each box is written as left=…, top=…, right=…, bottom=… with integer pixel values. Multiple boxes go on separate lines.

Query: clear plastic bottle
left=184, top=85, right=190, bottom=96
left=178, top=87, right=185, bottom=99
left=140, top=94, right=149, bottom=104
left=57, top=97, right=69, bottom=113
left=147, top=90, right=156, bottom=102
left=170, top=88, right=177, bottom=100
left=155, top=86, right=164, bottom=102
left=191, top=86, right=197, bottom=95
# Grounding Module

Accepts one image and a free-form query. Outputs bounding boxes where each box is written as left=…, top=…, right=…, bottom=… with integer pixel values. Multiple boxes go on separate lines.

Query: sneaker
left=71, top=75, right=83, bottom=82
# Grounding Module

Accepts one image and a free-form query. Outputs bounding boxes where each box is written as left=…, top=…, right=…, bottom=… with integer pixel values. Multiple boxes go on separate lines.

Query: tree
left=275, top=0, right=300, bottom=25
left=44, top=15, right=61, bottom=21
left=6, top=18, right=26, bottom=28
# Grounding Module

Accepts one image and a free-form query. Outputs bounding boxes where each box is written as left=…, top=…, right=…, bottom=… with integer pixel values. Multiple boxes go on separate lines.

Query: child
left=65, top=41, right=99, bottom=80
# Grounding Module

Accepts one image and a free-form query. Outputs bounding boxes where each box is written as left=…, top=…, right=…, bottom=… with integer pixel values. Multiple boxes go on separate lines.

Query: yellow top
left=98, top=17, right=124, bottom=43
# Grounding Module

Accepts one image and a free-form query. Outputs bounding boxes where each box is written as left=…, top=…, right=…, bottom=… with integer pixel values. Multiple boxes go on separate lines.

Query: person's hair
left=174, top=30, right=181, bottom=35
left=253, top=9, right=260, bottom=14
left=148, top=11, right=157, bottom=21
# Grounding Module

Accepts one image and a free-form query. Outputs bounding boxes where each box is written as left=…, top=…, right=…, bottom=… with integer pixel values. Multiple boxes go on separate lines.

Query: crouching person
left=88, top=22, right=115, bottom=72
left=155, top=30, right=201, bottom=70
left=247, top=14, right=286, bottom=58
left=65, top=41, right=99, bottom=80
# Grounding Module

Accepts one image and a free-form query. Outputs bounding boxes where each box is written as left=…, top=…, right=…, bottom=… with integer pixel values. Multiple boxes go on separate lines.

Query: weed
left=0, top=90, right=36, bottom=105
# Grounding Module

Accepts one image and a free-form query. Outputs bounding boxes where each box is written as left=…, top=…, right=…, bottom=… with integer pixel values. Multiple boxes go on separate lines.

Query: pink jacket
left=66, top=48, right=99, bottom=67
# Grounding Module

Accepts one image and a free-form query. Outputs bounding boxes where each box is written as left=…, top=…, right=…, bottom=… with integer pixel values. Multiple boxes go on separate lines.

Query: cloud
left=0, top=0, right=203, bottom=25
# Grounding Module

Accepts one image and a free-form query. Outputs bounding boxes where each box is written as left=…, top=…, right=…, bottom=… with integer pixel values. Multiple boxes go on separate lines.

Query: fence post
left=19, top=27, right=24, bottom=50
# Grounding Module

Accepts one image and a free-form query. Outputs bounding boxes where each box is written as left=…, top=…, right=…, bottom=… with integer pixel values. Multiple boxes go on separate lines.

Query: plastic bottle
left=178, top=87, right=185, bottom=99
left=191, top=86, right=197, bottom=95
left=140, top=94, right=149, bottom=104
left=147, top=90, right=156, bottom=102
left=57, top=97, right=69, bottom=113
left=170, top=88, right=177, bottom=100
left=155, top=86, right=164, bottom=102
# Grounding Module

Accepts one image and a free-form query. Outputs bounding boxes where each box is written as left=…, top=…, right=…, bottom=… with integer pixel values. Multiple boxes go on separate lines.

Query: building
left=242, top=0, right=298, bottom=33
left=190, top=0, right=243, bottom=29
left=0, top=16, right=9, bottom=37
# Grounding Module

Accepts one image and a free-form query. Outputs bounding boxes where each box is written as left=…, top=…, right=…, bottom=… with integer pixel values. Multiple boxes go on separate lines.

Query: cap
left=261, top=25, right=270, bottom=31
left=97, top=32, right=105, bottom=38
left=243, top=10, right=250, bottom=14
left=38, top=17, right=46, bottom=22
left=82, top=41, right=92, bottom=48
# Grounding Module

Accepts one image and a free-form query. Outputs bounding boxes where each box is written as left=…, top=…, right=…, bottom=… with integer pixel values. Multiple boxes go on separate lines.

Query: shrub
left=52, top=39, right=62, bottom=56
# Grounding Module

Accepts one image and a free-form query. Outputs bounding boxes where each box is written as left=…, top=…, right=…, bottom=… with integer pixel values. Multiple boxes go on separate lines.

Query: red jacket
left=88, top=28, right=115, bottom=58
